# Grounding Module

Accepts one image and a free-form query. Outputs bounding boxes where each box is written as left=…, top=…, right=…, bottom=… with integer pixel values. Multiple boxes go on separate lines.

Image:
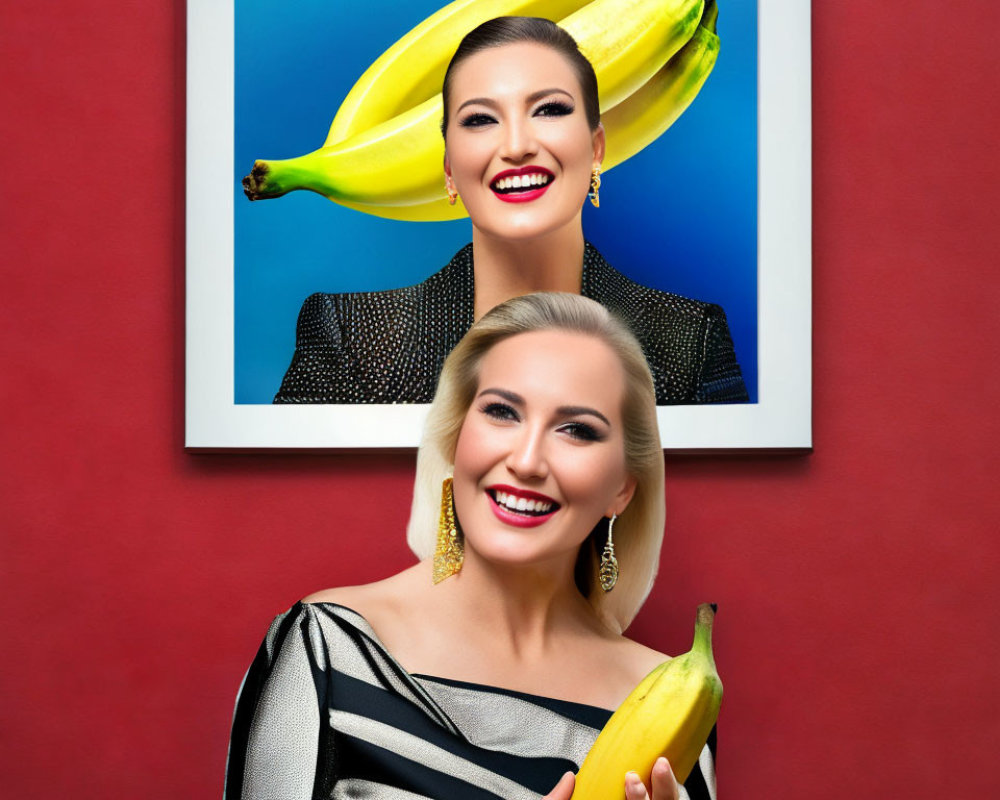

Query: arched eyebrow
left=557, top=405, right=611, bottom=428
left=476, top=388, right=611, bottom=428
left=477, top=387, right=523, bottom=404
left=456, top=88, right=575, bottom=114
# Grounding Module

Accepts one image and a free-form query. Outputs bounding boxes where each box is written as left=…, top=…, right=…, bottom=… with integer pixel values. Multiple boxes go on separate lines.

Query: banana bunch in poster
left=243, top=0, right=721, bottom=221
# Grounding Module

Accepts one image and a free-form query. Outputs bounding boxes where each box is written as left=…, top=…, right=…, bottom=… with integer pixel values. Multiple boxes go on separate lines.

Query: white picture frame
left=186, top=0, right=811, bottom=450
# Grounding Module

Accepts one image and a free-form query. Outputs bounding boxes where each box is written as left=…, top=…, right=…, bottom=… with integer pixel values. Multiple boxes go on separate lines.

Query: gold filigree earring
left=588, top=165, right=602, bottom=208
left=433, top=477, right=463, bottom=583
left=446, top=179, right=459, bottom=206
left=598, top=513, right=619, bottom=592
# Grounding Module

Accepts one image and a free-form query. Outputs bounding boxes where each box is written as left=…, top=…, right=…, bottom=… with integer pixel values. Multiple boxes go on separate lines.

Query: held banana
left=570, top=603, right=722, bottom=798
left=243, top=0, right=718, bottom=220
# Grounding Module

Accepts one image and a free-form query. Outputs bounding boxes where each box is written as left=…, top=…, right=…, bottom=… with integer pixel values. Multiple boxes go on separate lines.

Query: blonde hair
left=407, top=293, right=665, bottom=632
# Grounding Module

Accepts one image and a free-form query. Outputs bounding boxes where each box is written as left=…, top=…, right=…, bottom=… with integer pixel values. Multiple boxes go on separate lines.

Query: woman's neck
left=470, top=224, right=586, bottom=321
left=433, top=550, right=605, bottom=659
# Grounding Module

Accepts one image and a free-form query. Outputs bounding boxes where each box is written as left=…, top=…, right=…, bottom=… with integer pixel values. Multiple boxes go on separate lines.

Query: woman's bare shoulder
left=300, top=562, right=434, bottom=663
left=617, top=635, right=673, bottom=683
left=573, top=630, right=673, bottom=709
left=300, top=562, right=429, bottom=622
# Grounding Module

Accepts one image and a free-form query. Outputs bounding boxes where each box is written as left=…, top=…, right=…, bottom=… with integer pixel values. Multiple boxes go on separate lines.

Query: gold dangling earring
left=588, top=165, right=601, bottom=208
left=446, top=179, right=458, bottom=206
left=598, top=513, right=619, bottom=592
left=433, top=477, right=464, bottom=583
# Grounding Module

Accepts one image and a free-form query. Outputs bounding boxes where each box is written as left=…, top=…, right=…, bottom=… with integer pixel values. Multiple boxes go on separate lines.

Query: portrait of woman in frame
left=185, top=0, right=811, bottom=450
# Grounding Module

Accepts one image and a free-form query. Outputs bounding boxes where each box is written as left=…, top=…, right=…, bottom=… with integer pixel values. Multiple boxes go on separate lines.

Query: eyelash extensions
left=457, top=99, right=576, bottom=128
left=479, top=401, right=605, bottom=443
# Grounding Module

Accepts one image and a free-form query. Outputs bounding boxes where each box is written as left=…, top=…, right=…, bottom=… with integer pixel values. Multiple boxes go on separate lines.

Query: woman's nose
left=499, top=117, right=539, bottom=162
left=505, top=426, right=549, bottom=480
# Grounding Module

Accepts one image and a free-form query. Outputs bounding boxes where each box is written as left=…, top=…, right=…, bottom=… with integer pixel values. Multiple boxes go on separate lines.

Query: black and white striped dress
left=225, top=602, right=717, bottom=800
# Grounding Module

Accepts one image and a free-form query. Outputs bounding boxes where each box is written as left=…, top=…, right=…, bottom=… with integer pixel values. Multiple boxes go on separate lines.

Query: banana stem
left=692, top=602, right=717, bottom=661
left=242, top=154, right=332, bottom=201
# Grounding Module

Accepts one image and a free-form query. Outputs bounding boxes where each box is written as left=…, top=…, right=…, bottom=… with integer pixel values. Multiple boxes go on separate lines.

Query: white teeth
left=492, top=490, right=553, bottom=514
left=494, top=173, right=550, bottom=191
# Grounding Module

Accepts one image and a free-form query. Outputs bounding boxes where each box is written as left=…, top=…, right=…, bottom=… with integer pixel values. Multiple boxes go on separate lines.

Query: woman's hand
left=542, top=771, right=575, bottom=799
left=542, top=757, right=679, bottom=800
left=624, top=757, right=679, bottom=800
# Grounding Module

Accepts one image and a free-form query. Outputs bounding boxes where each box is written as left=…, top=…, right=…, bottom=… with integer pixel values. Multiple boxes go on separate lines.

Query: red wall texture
left=2, top=2, right=998, bottom=798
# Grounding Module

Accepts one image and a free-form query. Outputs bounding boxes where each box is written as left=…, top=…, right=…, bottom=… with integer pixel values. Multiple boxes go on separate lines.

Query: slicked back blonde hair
left=406, top=293, right=665, bottom=632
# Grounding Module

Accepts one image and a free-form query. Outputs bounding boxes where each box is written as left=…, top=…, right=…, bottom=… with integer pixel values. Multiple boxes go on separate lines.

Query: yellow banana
left=324, top=12, right=719, bottom=222
left=326, top=0, right=595, bottom=145
left=243, top=0, right=716, bottom=219
left=571, top=603, right=722, bottom=797
left=245, top=94, right=449, bottom=207
left=328, top=4, right=718, bottom=222
left=603, top=10, right=719, bottom=169
left=561, top=0, right=703, bottom=112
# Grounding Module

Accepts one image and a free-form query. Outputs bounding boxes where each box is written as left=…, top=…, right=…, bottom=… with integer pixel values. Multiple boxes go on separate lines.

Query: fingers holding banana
left=625, top=757, right=680, bottom=800
left=546, top=757, right=679, bottom=800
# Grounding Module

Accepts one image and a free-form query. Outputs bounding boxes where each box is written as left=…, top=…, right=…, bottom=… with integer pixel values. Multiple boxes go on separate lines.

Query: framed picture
left=186, top=0, right=811, bottom=450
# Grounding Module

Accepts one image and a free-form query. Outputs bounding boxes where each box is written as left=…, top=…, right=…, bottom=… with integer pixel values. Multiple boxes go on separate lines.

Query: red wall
left=2, top=2, right=998, bottom=797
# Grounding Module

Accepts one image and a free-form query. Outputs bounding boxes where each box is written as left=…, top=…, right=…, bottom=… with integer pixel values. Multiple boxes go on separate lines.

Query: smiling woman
left=272, top=15, right=748, bottom=407
left=226, top=293, right=718, bottom=800
left=451, top=329, right=636, bottom=569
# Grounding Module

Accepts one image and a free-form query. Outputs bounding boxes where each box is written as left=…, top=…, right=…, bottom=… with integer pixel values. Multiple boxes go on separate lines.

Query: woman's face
left=443, top=42, right=604, bottom=242
left=451, top=329, right=636, bottom=570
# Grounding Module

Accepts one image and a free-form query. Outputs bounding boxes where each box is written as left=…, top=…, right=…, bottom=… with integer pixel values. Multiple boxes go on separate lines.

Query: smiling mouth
left=487, top=488, right=560, bottom=516
left=490, top=172, right=553, bottom=195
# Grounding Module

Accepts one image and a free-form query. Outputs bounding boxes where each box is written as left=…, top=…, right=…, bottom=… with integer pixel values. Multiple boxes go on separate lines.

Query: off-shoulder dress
left=225, top=602, right=717, bottom=800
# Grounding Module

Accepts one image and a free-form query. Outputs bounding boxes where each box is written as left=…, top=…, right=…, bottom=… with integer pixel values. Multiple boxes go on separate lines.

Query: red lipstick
left=486, top=484, right=560, bottom=528
left=489, top=166, right=555, bottom=204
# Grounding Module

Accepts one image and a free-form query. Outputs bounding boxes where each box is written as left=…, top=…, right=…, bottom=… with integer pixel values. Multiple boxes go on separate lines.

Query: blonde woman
left=229, top=294, right=716, bottom=800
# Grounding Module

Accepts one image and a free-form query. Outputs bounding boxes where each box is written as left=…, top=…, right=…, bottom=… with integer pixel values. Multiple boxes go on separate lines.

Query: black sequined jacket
left=274, top=242, right=748, bottom=405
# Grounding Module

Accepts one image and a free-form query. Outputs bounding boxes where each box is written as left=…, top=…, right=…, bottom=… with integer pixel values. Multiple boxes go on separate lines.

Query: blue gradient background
left=235, top=0, right=757, bottom=403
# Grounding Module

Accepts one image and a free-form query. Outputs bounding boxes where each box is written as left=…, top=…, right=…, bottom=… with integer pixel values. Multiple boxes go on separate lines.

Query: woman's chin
left=471, top=208, right=581, bottom=244
left=465, top=537, right=576, bottom=573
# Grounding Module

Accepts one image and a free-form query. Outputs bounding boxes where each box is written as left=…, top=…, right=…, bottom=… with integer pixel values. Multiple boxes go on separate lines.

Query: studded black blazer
left=273, top=242, right=748, bottom=405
